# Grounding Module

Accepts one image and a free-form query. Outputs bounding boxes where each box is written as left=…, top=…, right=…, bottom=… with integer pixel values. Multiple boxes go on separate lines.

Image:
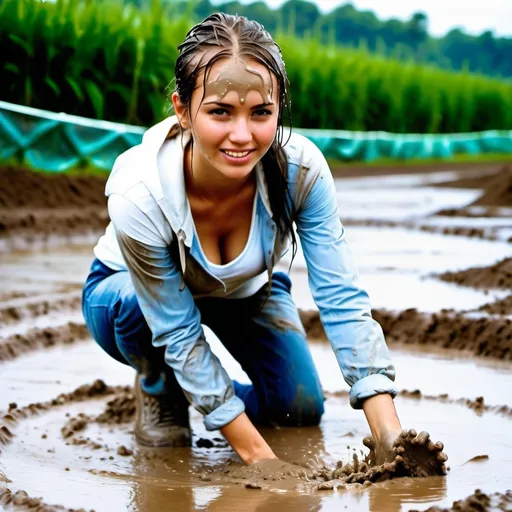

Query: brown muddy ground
left=436, top=257, right=511, bottom=290
left=0, top=162, right=511, bottom=512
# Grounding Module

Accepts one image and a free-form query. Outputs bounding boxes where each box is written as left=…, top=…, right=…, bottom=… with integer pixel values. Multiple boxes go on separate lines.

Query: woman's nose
left=228, top=117, right=252, bottom=145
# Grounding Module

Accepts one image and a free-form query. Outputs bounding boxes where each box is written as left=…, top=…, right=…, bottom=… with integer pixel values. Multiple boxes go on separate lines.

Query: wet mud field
left=0, top=163, right=511, bottom=511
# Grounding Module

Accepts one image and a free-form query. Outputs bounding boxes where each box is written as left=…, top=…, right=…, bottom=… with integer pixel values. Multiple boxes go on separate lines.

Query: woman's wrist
left=220, top=412, right=277, bottom=465
left=362, top=393, right=402, bottom=444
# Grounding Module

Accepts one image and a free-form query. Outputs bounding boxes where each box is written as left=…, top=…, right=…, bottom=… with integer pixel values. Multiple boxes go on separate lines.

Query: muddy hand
left=363, top=432, right=397, bottom=466
left=364, top=429, right=448, bottom=477
left=392, top=429, right=448, bottom=477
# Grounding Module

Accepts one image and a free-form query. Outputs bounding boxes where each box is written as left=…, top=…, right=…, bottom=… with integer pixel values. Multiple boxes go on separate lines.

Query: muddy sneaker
left=134, top=375, right=191, bottom=447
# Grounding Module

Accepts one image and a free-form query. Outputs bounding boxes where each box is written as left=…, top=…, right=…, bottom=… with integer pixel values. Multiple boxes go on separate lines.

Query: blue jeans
left=82, top=258, right=324, bottom=427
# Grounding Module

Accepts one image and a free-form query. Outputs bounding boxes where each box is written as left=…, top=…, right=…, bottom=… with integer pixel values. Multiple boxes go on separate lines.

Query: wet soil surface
left=0, top=164, right=511, bottom=511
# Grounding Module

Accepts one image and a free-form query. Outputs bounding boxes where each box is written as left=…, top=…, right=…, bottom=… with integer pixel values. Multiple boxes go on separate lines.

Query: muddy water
left=1, top=169, right=511, bottom=512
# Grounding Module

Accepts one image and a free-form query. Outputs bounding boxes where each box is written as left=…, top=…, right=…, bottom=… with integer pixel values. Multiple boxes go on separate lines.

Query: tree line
left=183, top=0, right=512, bottom=78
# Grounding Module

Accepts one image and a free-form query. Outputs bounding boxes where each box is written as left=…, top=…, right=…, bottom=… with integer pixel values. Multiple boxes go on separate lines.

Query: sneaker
left=134, top=375, right=191, bottom=447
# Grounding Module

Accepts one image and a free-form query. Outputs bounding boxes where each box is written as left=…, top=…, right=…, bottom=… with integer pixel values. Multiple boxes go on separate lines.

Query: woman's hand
left=220, top=412, right=276, bottom=465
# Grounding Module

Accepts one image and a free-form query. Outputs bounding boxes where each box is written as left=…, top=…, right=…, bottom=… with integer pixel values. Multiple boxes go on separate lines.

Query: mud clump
left=117, top=445, right=133, bottom=457
left=94, top=392, right=135, bottom=425
left=411, top=488, right=512, bottom=512
left=0, top=487, right=95, bottom=512
left=436, top=257, right=511, bottom=289
left=300, top=308, right=512, bottom=360
left=61, top=414, right=89, bottom=439
left=323, top=429, right=447, bottom=485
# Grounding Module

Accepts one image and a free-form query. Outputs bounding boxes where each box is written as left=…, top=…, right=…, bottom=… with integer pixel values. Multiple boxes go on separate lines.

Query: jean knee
left=267, top=386, right=325, bottom=427
left=272, top=271, right=292, bottom=293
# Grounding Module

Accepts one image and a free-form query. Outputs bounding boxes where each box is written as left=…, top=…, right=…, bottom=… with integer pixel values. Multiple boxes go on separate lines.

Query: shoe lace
left=144, top=395, right=181, bottom=427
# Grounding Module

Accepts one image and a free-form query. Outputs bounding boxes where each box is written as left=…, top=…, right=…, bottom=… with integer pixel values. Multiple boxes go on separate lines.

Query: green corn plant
left=1, top=0, right=511, bottom=132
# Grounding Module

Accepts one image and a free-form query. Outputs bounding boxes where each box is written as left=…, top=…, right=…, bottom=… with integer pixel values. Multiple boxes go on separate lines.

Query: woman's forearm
left=220, top=412, right=276, bottom=465
left=362, top=393, right=402, bottom=447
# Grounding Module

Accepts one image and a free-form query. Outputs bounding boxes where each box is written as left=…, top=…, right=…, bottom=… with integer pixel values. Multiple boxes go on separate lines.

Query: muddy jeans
left=82, top=258, right=324, bottom=428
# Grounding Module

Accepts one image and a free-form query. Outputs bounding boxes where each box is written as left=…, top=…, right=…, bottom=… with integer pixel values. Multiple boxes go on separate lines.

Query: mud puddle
left=0, top=335, right=511, bottom=511
left=1, top=166, right=511, bottom=511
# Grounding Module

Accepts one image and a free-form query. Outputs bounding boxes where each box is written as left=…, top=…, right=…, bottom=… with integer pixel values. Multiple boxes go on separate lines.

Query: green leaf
left=44, top=76, right=60, bottom=96
left=66, top=76, right=84, bottom=102
left=8, top=34, right=33, bottom=57
left=83, top=79, right=104, bottom=119
left=3, top=63, right=19, bottom=74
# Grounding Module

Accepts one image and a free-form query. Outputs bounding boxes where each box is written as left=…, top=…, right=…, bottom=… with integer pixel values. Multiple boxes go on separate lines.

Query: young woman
left=82, top=13, right=403, bottom=466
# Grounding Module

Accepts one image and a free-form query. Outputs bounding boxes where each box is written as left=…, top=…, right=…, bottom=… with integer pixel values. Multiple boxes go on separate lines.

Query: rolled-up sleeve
left=108, top=193, right=245, bottom=430
left=293, top=140, right=398, bottom=409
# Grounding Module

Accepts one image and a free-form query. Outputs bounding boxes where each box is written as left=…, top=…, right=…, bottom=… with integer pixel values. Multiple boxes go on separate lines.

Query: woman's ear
left=171, top=92, right=189, bottom=129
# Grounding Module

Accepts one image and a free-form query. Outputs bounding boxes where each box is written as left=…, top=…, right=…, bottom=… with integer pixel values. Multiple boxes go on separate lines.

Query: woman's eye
left=254, top=109, right=272, bottom=116
left=209, top=108, right=229, bottom=116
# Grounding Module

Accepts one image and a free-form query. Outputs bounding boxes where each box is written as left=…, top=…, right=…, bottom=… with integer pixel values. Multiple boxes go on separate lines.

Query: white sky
left=220, top=0, right=512, bottom=37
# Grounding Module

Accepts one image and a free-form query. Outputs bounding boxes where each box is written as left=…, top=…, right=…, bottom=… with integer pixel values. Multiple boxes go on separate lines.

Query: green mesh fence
left=1, top=100, right=511, bottom=173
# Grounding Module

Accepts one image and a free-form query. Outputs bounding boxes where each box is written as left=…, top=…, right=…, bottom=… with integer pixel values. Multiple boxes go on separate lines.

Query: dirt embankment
left=436, top=165, right=512, bottom=217
left=300, top=308, right=512, bottom=360
left=329, top=161, right=510, bottom=179
left=436, top=257, right=512, bottom=289
left=0, top=166, right=109, bottom=242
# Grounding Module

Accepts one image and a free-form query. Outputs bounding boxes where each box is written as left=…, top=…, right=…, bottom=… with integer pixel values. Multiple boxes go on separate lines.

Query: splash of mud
left=204, top=429, right=447, bottom=492
left=0, top=322, right=91, bottom=363
left=411, top=488, right=512, bottom=512
left=436, top=257, right=511, bottom=289
left=299, top=308, right=512, bottom=360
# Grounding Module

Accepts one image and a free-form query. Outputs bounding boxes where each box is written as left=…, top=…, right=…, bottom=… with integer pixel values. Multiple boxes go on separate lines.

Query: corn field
left=1, top=0, right=511, bottom=133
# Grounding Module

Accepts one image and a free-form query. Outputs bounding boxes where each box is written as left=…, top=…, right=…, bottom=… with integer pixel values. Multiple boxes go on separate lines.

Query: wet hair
left=170, top=12, right=297, bottom=261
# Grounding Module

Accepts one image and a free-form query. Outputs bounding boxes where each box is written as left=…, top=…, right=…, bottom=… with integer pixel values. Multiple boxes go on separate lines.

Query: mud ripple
left=0, top=322, right=91, bottom=363
left=0, top=293, right=82, bottom=326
